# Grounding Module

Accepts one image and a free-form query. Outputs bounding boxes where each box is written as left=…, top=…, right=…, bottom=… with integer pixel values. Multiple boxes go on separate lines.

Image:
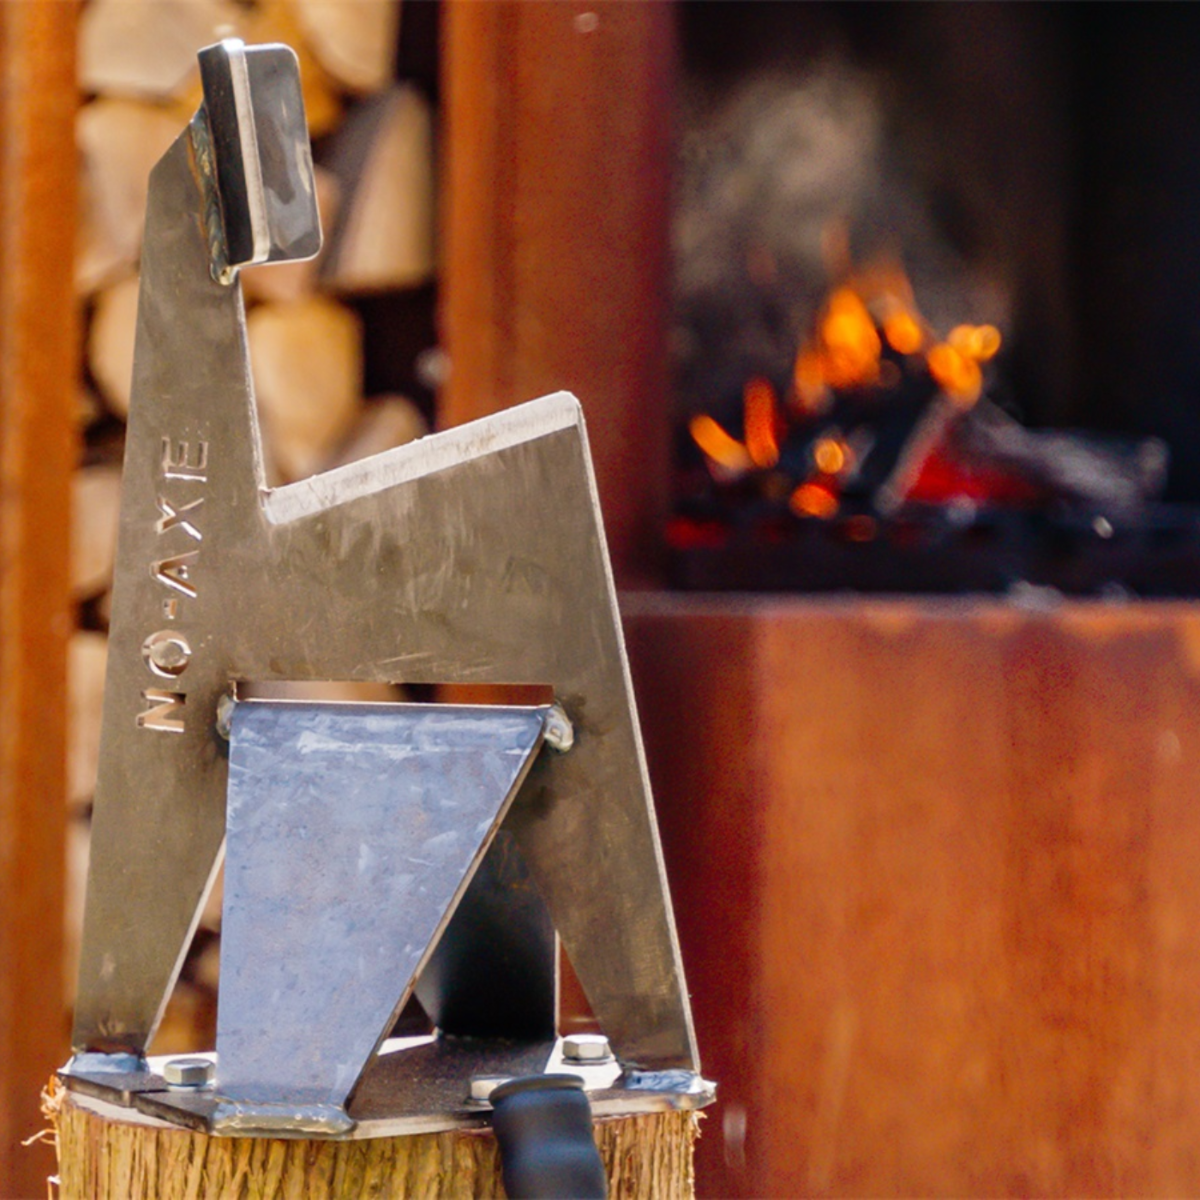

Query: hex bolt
left=163, top=1057, right=214, bottom=1088
left=543, top=702, right=575, bottom=753
left=469, top=1074, right=512, bottom=1103
left=562, top=1033, right=612, bottom=1063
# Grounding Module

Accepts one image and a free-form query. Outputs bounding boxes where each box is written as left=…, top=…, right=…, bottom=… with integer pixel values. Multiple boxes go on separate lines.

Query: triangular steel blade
left=213, top=700, right=547, bottom=1133
left=74, top=41, right=698, bottom=1074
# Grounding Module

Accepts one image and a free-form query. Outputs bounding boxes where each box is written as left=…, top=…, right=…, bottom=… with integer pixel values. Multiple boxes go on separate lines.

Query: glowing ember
left=842, top=514, right=877, bottom=542
left=812, top=436, right=849, bottom=476
left=790, top=481, right=839, bottom=519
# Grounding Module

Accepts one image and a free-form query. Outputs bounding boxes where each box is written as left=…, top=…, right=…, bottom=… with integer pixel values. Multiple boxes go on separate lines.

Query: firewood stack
left=68, top=0, right=434, bottom=1051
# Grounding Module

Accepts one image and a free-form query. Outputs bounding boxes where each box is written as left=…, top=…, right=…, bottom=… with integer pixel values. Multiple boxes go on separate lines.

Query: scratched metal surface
left=348, top=1036, right=555, bottom=1127
left=126, top=1036, right=714, bottom=1138
left=215, top=700, right=546, bottom=1117
left=73, top=91, right=698, bottom=1071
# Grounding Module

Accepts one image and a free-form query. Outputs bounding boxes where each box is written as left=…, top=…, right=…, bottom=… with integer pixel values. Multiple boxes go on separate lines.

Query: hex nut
left=562, top=1033, right=612, bottom=1063
left=163, top=1057, right=214, bottom=1088
left=469, top=1074, right=511, bottom=1102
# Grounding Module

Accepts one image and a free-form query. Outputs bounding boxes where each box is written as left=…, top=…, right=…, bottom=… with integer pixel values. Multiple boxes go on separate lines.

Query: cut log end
left=50, top=1083, right=700, bottom=1199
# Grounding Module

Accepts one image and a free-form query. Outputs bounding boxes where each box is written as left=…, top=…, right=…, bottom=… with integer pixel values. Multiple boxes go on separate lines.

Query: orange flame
left=927, top=343, right=982, bottom=407
left=790, top=481, right=839, bottom=520
left=743, top=377, right=780, bottom=468
left=787, top=260, right=1001, bottom=412
left=691, top=254, right=1003, bottom=487
left=690, top=413, right=752, bottom=474
left=883, top=309, right=925, bottom=356
left=949, top=324, right=1001, bottom=362
left=819, top=287, right=882, bottom=389
left=793, top=346, right=830, bottom=414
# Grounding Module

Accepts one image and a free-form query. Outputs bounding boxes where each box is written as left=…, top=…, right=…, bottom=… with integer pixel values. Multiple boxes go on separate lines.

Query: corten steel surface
left=440, top=0, right=675, bottom=588
left=73, top=39, right=697, bottom=1083
left=213, top=700, right=549, bottom=1133
left=624, top=594, right=1200, bottom=1198
left=0, top=4, right=77, bottom=1195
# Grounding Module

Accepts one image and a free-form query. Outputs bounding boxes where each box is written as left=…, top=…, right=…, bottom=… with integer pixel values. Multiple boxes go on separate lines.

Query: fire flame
left=690, top=256, right=1002, bottom=519
left=689, top=413, right=752, bottom=474
left=795, top=264, right=999, bottom=410
left=790, top=482, right=838, bottom=520
left=743, top=378, right=780, bottom=468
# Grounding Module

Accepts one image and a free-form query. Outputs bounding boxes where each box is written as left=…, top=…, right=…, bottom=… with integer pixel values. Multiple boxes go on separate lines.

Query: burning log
left=953, top=403, right=1168, bottom=513
left=674, top=257, right=1177, bottom=594
left=682, top=258, right=1168, bottom=523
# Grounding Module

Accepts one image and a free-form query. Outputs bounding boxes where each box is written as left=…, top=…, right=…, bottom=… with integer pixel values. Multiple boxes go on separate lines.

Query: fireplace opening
left=669, top=3, right=1200, bottom=594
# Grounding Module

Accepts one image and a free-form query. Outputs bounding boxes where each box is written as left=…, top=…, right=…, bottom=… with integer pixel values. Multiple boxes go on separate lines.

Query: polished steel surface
left=213, top=700, right=546, bottom=1131
left=73, top=39, right=698, bottom=1078
left=197, top=39, right=320, bottom=273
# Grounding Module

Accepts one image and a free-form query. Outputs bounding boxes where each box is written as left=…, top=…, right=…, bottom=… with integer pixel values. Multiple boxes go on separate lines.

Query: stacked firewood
left=68, top=0, right=434, bottom=1050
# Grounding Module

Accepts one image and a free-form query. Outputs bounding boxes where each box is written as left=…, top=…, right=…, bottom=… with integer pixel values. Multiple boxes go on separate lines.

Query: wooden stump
left=50, top=1084, right=699, bottom=1199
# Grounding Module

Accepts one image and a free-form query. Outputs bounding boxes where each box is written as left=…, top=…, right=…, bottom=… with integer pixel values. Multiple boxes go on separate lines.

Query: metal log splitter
left=60, top=38, right=712, bottom=1160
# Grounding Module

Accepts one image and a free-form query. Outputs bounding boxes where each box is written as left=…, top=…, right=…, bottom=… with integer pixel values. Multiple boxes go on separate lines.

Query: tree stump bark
left=49, top=1083, right=699, bottom=1199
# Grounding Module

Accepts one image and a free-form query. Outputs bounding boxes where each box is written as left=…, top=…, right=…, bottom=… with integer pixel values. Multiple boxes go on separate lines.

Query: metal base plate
left=61, top=1038, right=714, bottom=1140
left=60, top=1068, right=168, bottom=1109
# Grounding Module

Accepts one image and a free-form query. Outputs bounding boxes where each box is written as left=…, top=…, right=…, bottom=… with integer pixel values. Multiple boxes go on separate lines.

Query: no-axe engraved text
left=138, top=438, right=208, bottom=733
left=162, top=438, right=208, bottom=481
left=137, top=689, right=186, bottom=733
